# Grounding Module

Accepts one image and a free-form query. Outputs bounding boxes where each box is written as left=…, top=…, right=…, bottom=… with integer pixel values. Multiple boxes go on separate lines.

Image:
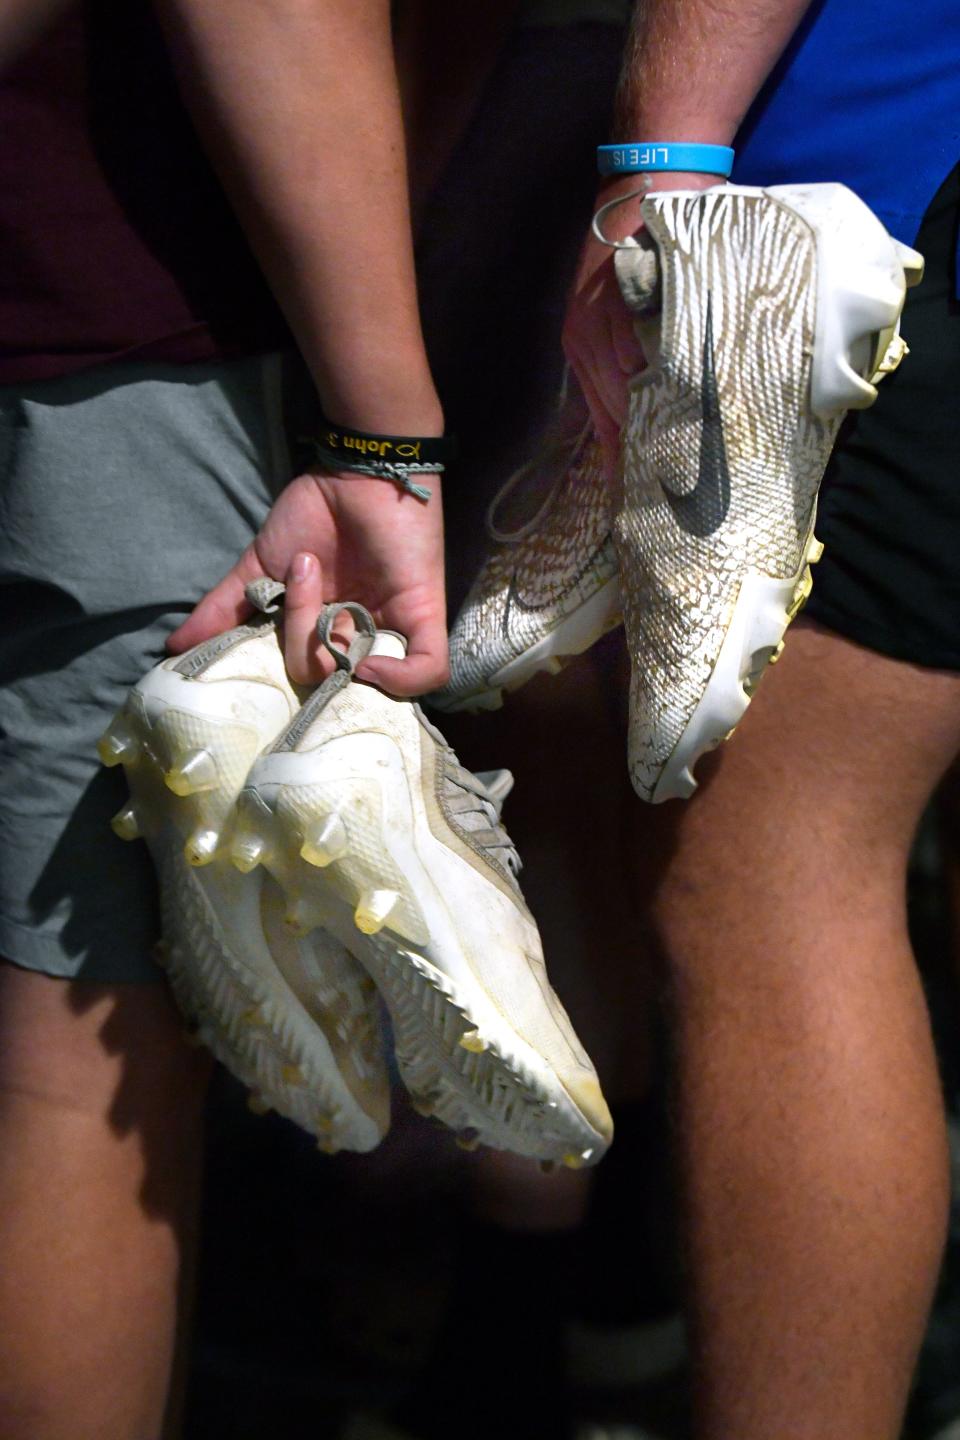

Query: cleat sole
left=651, top=527, right=825, bottom=803
left=239, top=752, right=610, bottom=1164
left=99, top=687, right=387, bottom=1150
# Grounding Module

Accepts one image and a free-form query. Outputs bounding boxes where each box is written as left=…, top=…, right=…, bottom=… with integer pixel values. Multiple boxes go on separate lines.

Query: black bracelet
left=305, top=418, right=457, bottom=502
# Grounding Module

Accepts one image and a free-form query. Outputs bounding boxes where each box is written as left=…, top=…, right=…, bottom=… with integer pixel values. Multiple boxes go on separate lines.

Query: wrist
left=309, top=345, right=444, bottom=439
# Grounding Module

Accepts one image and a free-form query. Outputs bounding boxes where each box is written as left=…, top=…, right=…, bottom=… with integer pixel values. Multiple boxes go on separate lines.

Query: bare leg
left=0, top=963, right=210, bottom=1440
left=646, top=623, right=958, bottom=1440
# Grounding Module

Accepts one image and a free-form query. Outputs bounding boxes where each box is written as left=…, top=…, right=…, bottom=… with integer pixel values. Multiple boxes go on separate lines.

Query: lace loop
left=316, top=602, right=378, bottom=674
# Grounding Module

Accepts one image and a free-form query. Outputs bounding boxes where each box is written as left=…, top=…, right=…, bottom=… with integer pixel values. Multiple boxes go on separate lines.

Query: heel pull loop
left=590, top=181, right=651, bottom=249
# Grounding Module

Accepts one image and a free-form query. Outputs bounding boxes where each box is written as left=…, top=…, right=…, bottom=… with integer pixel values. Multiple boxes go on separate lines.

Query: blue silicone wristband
left=597, top=142, right=735, bottom=177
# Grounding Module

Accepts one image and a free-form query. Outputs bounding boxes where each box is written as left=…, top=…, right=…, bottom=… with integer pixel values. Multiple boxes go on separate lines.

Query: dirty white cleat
left=429, top=383, right=621, bottom=714
left=605, top=181, right=923, bottom=802
left=239, top=602, right=613, bottom=1167
left=98, top=580, right=389, bottom=1151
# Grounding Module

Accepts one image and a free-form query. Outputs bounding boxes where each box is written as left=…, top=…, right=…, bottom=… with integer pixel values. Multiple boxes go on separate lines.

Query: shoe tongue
left=369, top=630, right=406, bottom=661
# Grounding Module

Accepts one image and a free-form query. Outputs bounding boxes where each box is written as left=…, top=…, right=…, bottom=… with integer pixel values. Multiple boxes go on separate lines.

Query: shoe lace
left=486, top=381, right=594, bottom=545
left=439, top=757, right=522, bottom=879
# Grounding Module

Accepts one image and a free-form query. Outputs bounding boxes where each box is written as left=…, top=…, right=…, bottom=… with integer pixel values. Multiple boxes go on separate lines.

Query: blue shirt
left=732, top=0, right=960, bottom=273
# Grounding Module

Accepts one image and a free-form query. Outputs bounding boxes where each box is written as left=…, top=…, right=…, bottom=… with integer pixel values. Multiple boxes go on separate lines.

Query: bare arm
left=563, top=0, right=814, bottom=456
left=154, top=0, right=449, bottom=693
left=155, top=0, right=440, bottom=435
left=614, top=0, right=813, bottom=145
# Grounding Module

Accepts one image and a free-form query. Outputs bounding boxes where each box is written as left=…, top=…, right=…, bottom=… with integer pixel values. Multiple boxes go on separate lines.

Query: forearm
left=155, top=0, right=441, bottom=434
left=615, top=0, right=814, bottom=145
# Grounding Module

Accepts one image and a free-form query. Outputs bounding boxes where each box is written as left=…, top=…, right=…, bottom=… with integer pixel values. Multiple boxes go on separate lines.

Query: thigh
left=637, top=621, right=960, bottom=952
left=0, top=353, right=292, bottom=983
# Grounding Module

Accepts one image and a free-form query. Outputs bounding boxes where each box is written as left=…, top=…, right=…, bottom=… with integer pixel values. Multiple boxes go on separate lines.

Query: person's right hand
left=166, top=466, right=448, bottom=697
left=562, top=171, right=720, bottom=472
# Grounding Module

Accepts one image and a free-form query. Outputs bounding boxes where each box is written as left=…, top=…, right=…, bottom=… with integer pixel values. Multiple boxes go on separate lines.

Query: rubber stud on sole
left=455, top=1127, right=481, bottom=1152
left=247, top=1093, right=271, bottom=1115
left=284, top=900, right=316, bottom=937
left=111, top=803, right=141, bottom=841
left=354, top=888, right=399, bottom=935
left=98, top=721, right=139, bottom=768
left=459, top=1029, right=488, bottom=1054
left=300, top=813, right=348, bottom=868
left=184, top=828, right=220, bottom=866
left=165, top=747, right=218, bottom=797
left=230, top=832, right=267, bottom=872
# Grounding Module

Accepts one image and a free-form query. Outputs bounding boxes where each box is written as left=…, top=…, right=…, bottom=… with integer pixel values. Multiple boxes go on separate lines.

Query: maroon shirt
left=0, top=1, right=291, bottom=384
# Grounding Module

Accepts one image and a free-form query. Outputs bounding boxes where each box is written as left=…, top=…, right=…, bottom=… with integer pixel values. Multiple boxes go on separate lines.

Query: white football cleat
left=99, top=580, right=389, bottom=1151
left=236, top=602, right=613, bottom=1167
left=430, top=384, right=621, bottom=713
left=605, top=181, right=923, bottom=801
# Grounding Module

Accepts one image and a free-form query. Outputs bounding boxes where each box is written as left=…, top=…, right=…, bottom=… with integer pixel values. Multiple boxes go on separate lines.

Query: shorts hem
left=0, top=911, right=164, bottom=985
left=804, top=597, right=960, bottom=674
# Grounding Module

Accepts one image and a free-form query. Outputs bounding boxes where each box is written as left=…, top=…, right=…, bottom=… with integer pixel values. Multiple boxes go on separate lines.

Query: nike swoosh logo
left=501, top=538, right=614, bottom=642
left=660, top=292, right=731, bottom=537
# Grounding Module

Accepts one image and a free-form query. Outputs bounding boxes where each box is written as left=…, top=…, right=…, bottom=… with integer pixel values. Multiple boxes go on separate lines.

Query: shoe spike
left=247, top=1092, right=271, bottom=1115
left=455, top=1126, right=481, bottom=1152
left=97, top=718, right=140, bottom=768
left=184, top=827, right=220, bottom=866
left=241, top=1005, right=267, bottom=1028
left=111, top=803, right=141, bottom=841
left=300, top=813, right=348, bottom=868
left=280, top=1063, right=307, bottom=1087
left=230, top=831, right=267, bottom=873
left=459, top=1029, right=488, bottom=1054
left=164, top=748, right=218, bottom=797
left=354, top=888, right=399, bottom=935
left=283, top=899, right=316, bottom=937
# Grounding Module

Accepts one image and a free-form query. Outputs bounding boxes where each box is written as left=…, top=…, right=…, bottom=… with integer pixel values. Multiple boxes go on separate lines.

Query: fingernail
left=290, top=552, right=313, bottom=584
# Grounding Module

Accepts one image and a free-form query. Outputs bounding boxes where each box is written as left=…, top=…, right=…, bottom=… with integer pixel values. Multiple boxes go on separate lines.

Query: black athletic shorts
left=805, top=162, right=960, bottom=670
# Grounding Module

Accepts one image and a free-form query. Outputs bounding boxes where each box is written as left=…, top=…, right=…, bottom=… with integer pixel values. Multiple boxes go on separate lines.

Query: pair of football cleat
left=432, top=182, right=924, bottom=801
left=99, top=583, right=612, bottom=1165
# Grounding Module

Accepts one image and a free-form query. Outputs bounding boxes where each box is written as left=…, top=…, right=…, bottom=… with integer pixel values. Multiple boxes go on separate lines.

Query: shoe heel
left=766, top=183, right=924, bottom=418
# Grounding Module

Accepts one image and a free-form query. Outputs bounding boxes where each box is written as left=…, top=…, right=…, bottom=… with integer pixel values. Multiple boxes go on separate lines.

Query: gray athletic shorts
left=0, top=353, right=295, bottom=983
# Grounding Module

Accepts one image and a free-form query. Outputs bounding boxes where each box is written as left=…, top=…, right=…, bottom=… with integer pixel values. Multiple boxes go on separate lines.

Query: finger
left=166, top=546, right=264, bottom=654
left=611, top=310, right=643, bottom=378
left=357, top=612, right=450, bottom=698
left=282, top=552, right=331, bottom=685
left=573, top=362, right=621, bottom=458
